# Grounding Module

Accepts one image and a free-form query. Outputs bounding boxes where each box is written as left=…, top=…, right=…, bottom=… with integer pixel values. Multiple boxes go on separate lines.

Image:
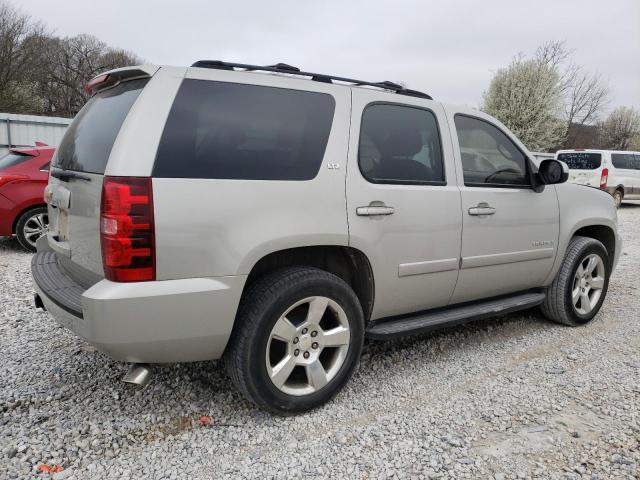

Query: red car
left=0, top=143, right=55, bottom=251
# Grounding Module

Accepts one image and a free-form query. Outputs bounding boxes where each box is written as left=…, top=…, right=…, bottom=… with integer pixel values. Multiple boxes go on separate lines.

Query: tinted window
left=635, top=154, right=640, bottom=170
left=557, top=152, right=602, bottom=170
left=0, top=153, right=32, bottom=170
left=153, top=80, right=335, bottom=180
left=54, top=79, right=148, bottom=174
left=358, top=104, right=444, bottom=184
left=611, top=153, right=635, bottom=169
left=454, top=115, right=528, bottom=186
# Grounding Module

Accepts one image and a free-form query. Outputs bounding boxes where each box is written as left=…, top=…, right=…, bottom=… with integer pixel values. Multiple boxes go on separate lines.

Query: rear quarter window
left=54, top=79, right=148, bottom=174
left=152, top=80, right=336, bottom=180
left=557, top=152, right=602, bottom=170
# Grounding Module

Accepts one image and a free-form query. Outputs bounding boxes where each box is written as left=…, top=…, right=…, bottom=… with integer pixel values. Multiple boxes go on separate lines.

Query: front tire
left=15, top=207, right=48, bottom=252
left=224, top=267, right=364, bottom=414
left=541, top=236, right=610, bottom=326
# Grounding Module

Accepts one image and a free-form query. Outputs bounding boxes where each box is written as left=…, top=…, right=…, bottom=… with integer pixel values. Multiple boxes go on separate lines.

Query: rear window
left=153, top=80, right=335, bottom=180
left=557, top=152, right=602, bottom=170
left=54, top=79, right=148, bottom=174
left=0, top=152, right=32, bottom=170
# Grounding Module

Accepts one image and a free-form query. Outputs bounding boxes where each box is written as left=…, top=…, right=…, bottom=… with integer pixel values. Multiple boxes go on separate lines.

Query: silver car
left=32, top=61, right=621, bottom=413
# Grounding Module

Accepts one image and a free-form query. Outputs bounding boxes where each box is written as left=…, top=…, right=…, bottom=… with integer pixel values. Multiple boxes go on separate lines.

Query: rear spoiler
left=84, top=65, right=159, bottom=96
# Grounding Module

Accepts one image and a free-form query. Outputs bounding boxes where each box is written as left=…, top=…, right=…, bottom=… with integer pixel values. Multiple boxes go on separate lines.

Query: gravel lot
left=1, top=203, right=639, bottom=480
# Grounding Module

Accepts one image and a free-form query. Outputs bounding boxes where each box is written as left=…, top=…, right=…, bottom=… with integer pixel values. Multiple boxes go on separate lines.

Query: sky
left=17, top=0, right=640, bottom=113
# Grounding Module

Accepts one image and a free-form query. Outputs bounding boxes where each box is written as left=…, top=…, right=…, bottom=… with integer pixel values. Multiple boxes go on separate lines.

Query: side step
left=366, top=291, right=546, bottom=340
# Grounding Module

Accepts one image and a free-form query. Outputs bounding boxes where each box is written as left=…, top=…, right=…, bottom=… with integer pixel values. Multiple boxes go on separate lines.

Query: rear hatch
left=557, top=152, right=602, bottom=187
left=46, top=74, right=150, bottom=276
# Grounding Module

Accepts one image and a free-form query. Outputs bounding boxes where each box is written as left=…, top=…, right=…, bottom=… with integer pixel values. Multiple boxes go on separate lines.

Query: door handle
left=356, top=205, right=395, bottom=216
left=468, top=202, right=496, bottom=216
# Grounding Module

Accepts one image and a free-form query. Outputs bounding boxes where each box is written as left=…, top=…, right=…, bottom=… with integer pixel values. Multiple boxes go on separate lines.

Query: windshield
left=557, top=152, right=602, bottom=170
left=0, top=152, right=32, bottom=170
left=54, top=78, right=148, bottom=174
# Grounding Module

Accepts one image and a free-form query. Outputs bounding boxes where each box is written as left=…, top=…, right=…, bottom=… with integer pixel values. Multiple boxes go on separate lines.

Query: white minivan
left=556, top=149, right=640, bottom=207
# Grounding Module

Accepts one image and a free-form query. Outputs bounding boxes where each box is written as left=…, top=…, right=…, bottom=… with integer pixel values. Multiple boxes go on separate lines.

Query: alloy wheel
left=265, top=296, right=350, bottom=396
left=22, top=212, right=49, bottom=248
left=572, top=253, right=606, bottom=315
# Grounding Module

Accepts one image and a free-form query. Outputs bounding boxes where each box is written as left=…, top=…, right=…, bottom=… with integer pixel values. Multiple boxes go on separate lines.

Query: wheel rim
left=22, top=212, right=49, bottom=247
left=265, top=296, right=351, bottom=396
left=572, top=253, right=606, bottom=316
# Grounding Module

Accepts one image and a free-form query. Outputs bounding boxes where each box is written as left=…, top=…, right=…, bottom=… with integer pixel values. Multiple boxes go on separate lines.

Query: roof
left=190, top=60, right=433, bottom=100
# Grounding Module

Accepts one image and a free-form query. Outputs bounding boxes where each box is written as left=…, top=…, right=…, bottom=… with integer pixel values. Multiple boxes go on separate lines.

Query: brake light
left=600, top=168, right=608, bottom=189
left=0, top=174, right=28, bottom=188
left=84, top=74, right=117, bottom=96
left=100, top=176, right=155, bottom=282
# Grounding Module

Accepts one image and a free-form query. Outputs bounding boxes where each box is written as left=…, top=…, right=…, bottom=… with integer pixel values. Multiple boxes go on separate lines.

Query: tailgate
left=45, top=76, right=150, bottom=276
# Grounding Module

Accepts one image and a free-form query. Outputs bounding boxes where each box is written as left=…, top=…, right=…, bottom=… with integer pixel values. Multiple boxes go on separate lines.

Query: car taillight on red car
left=100, top=176, right=155, bottom=282
left=600, top=168, right=608, bottom=189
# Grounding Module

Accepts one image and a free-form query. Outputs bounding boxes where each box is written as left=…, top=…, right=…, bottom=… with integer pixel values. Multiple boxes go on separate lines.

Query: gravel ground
left=1, top=203, right=639, bottom=480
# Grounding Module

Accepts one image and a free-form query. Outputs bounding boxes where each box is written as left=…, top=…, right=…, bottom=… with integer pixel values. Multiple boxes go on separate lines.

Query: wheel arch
left=242, top=245, right=375, bottom=323
left=572, top=224, right=616, bottom=268
left=11, top=203, right=47, bottom=234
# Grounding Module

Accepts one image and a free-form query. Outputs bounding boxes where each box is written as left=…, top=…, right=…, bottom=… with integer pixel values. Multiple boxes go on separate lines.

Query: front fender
left=543, top=183, right=619, bottom=285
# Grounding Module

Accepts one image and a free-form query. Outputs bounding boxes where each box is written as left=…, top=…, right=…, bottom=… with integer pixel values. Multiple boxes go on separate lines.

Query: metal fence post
left=6, top=117, right=11, bottom=149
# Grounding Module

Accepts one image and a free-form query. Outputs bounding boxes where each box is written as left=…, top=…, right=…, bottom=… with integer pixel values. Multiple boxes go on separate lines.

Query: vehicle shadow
left=0, top=236, right=28, bottom=254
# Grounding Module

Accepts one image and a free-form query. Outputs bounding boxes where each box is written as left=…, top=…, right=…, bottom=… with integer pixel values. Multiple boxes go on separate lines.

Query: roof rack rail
left=190, top=60, right=432, bottom=100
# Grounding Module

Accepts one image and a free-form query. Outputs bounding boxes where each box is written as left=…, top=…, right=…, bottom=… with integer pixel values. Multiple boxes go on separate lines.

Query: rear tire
left=541, top=236, right=610, bottom=326
left=612, top=189, right=623, bottom=208
left=15, top=207, right=48, bottom=252
left=224, top=267, right=364, bottom=414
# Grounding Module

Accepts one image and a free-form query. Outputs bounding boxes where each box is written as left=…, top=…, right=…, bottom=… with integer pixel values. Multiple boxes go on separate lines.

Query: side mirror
left=537, top=159, right=569, bottom=185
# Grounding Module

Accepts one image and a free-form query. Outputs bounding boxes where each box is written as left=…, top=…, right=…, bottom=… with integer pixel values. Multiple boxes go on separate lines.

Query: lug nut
left=303, top=351, right=310, bottom=359
left=312, top=342, right=318, bottom=349
left=311, top=331, right=317, bottom=337
left=302, top=328, right=308, bottom=334
left=294, top=349, right=300, bottom=356
left=293, top=337, right=299, bottom=344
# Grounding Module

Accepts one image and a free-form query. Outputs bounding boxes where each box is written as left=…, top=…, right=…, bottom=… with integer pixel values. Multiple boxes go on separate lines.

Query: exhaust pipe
left=122, top=364, right=153, bottom=387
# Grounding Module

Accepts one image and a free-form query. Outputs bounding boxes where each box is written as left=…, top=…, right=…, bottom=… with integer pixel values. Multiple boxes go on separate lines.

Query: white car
left=556, top=149, right=640, bottom=207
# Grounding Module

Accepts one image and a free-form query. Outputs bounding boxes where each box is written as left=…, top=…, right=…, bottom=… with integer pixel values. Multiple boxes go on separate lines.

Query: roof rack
left=190, top=60, right=432, bottom=100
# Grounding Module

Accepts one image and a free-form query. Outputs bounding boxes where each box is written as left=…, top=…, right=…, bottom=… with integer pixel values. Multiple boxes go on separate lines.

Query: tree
left=0, top=0, right=48, bottom=113
left=35, top=34, right=141, bottom=117
left=0, top=0, right=142, bottom=117
left=482, top=55, right=566, bottom=151
left=598, top=107, right=640, bottom=150
left=535, top=41, right=610, bottom=147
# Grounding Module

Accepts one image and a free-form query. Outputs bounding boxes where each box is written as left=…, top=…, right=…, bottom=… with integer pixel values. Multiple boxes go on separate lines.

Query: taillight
left=100, top=176, right=155, bottom=282
left=600, top=168, right=608, bottom=189
left=0, top=174, right=28, bottom=189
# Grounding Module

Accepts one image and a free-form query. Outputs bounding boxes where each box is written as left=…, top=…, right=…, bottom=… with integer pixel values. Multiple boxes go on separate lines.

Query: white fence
left=0, top=113, right=72, bottom=156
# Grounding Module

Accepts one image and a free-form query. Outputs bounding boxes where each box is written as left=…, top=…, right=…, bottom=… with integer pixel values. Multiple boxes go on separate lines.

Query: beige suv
left=32, top=61, right=621, bottom=413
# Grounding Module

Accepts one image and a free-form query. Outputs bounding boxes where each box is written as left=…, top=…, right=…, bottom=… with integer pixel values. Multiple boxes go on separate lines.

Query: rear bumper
left=32, top=251, right=246, bottom=363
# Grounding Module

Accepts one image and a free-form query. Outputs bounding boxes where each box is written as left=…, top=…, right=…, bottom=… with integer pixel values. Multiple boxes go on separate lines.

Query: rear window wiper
left=50, top=167, right=92, bottom=182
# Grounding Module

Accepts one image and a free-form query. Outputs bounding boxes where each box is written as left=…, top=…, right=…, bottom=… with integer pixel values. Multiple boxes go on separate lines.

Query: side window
left=454, top=115, right=529, bottom=187
left=153, top=80, right=335, bottom=180
left=358, top=104, right=445, bottom=184
left=635, top=154, right=640, bottom=170
left=611, top=153, right=629, bottom=169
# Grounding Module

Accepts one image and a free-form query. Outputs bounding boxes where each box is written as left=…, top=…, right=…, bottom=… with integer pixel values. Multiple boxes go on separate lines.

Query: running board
left=366, top=292, right=546, bottom=340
